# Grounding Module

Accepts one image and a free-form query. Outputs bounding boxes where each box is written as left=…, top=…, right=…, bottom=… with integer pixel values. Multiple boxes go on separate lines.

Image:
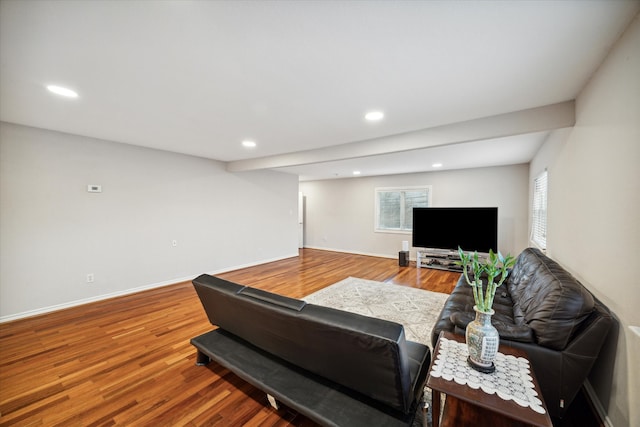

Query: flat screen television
left=412, top=207, right=498, bottom=253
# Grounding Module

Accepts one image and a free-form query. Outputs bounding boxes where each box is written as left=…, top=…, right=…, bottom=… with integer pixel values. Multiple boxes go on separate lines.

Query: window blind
left=375, top=187, right=430, bottom=232
left=532, top=171, right=548, bottom=249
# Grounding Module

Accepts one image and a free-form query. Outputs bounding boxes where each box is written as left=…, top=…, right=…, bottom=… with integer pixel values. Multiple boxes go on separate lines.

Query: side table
left=427, top=331, right=552, bottom=427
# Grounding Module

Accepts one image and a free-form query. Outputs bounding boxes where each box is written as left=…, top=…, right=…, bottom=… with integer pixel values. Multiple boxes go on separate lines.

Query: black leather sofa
left=191, top=274, right=431, bottom=426
left=431, top=247, right=613, bottom=418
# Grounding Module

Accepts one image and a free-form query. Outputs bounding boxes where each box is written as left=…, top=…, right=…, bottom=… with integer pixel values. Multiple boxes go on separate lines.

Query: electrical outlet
left=172, top=240, right=178, bottom=247
left=86, top=273, right=94, bottom=283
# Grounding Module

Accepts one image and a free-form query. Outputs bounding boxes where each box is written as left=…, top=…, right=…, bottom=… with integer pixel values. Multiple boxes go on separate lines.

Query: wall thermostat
left=87, top=185, right=102, bottom=193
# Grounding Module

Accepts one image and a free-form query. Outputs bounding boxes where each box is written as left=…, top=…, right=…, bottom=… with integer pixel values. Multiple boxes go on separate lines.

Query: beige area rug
left=303, top=277, right=449, bottom=349
left=303, top=277, right=450, bottom=425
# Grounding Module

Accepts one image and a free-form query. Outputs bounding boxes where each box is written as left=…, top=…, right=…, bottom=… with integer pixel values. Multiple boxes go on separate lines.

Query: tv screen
left=412, top=207, right=498, bottom=253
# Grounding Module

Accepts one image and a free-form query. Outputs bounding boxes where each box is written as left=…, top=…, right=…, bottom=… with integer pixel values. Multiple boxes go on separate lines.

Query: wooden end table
left=427, top=331, right=552, bottom=427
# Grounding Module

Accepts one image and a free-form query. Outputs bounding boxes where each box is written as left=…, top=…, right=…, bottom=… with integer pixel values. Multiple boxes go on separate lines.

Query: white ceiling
left=1, top=1, right=638, bottom=181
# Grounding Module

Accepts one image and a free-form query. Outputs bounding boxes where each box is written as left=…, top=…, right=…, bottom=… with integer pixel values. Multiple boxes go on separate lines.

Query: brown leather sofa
left=431, top=247, right=613, bottom=418
left=191, top=274, right=430, bottom=426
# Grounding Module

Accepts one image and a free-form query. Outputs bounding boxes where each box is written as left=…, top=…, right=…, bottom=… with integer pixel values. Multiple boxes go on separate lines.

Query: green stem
left=463, top=265, right=472, bottom=286
left=476, top=279, right=484, bottom=311
left=487, top=282, right=495, bottom=311
left=484, top=280, right=493, bottom=311
left=471, top=282, right=478, bottom=309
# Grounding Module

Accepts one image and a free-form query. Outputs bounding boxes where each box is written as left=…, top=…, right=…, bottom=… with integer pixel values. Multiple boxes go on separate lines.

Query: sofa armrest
left=450, top=311, right=534, bottom=343
left=449, top=311, right=474, bottom=329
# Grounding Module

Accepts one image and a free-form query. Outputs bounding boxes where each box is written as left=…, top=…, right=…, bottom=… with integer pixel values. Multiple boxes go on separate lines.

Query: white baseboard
left=0, top=276, right=192, bottom=323
left=303, top=245, right=397, bottom=260
left=0, top=252, right=299, bottom=323
left=583, top=380, right=613, bottom=427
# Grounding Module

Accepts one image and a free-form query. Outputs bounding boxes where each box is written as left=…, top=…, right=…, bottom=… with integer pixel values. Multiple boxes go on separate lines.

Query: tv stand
left=416, top=249, right=463, bottom=272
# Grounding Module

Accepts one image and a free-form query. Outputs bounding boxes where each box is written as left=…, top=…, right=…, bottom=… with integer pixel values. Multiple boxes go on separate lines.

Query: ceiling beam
left=226, top=101, right=575, bottom=172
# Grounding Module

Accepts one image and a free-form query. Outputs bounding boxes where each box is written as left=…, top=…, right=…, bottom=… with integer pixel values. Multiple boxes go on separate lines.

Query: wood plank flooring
left=0, top=249, right=457, bottom=426
left=0, top=248, right=599, bottom=426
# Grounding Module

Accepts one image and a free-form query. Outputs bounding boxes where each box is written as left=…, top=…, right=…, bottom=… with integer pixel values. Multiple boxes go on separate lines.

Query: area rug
left=303, top=277, right=450, bottom=425
left=303, top=277, right=450, bottom=349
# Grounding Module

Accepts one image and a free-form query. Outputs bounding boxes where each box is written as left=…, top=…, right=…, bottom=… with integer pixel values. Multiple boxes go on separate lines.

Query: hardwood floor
left=0, top=249, right=456, bottom=426
left=0, top=249, right=598, bottom=426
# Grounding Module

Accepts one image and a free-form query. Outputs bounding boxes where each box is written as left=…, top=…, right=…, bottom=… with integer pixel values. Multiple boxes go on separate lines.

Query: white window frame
left=531, top=171, right=548, bottom=249
left=374, top=186, right=432, bottom=234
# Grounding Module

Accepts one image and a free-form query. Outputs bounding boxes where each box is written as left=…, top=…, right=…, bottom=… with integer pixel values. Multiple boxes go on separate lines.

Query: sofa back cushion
left=192, top=274, right=414, bottom=413
left=507, top=248, right=594, bottom=350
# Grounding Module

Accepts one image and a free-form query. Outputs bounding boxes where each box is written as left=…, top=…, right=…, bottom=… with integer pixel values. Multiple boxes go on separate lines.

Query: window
left=375, top=186, right=431, bottom=232
left=531, top=171, right=548, bottom=249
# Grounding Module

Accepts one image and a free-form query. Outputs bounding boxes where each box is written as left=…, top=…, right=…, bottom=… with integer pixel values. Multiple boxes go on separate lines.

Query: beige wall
left=0, top=122, right=300, bottom=320
left=300, top=164, right=530, bottom=259
left=530, top=14, right=639, bottom=427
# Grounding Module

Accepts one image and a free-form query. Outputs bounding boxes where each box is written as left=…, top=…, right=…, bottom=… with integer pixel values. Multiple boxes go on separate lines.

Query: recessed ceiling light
left=353, top=171, right=361, bottom=175
left=432, top=163, right=443, bottom=168
left=46, top=85, right=78, bottom=98
left=242, top=140, right=257, bottom=148
left=364, top=111, right=384, bottom=121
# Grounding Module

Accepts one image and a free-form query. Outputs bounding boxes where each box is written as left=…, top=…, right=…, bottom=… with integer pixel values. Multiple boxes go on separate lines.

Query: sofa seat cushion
left=507, top=248, right=595, bottom=350
left=449, top=309, right=534, bottom=343
left=191, top=329, right=419, bottom=427
left=440, top=274, right=535, bottom=343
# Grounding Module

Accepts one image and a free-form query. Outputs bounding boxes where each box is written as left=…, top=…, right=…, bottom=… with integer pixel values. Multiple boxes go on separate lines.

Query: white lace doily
left=430, top=337, right=546, bottom=414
